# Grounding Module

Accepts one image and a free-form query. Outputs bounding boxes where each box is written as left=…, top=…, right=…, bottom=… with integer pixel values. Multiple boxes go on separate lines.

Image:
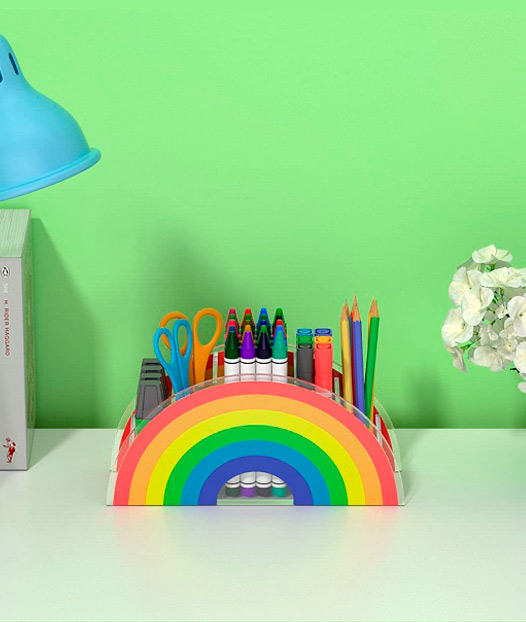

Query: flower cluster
left=442, top=245, right=526, bottom=393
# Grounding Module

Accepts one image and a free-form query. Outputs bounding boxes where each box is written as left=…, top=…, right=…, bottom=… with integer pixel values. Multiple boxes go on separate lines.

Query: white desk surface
left=1, top=429, right=526, bottom=622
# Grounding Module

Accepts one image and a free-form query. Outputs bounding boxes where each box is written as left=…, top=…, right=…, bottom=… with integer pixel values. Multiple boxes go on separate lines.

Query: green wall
left=3, top=9, right=526, bottom=428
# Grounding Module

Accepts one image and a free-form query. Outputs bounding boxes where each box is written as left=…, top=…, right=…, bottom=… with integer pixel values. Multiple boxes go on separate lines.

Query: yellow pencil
left=340, top=301, right=353, bottom=404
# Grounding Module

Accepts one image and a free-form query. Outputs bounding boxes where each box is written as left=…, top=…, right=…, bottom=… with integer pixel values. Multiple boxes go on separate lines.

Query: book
left=0, top=210, right=35, bottom=470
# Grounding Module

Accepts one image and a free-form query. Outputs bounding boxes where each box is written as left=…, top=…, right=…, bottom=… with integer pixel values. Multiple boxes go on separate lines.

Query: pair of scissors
left=153, top=319, right=193, bottom=394
left=157, top=308, right=223, bottom=388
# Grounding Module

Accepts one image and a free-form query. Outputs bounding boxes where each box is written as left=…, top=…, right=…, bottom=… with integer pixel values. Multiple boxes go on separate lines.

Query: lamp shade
left=0, top=35, right=100, bottom=201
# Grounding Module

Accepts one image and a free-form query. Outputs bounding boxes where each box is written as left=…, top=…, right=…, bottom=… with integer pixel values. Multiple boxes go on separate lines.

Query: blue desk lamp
left=0, top=35, right=100, bottom=201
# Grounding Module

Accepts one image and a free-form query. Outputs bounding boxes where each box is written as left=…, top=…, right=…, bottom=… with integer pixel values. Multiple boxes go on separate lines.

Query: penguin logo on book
left=3, top=438, right=16, bottom=464
left=1, top=266, right=9, bottom=278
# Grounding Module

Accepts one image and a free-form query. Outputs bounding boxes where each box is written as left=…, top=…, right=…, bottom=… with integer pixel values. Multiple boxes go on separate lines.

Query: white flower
left=500, top=318, right=516, bottom=339
left=480, top=267, right=525, bottom=289
left=470, top=345, right=507, bottom=371
left=445, top=345, right=467, bottom=372
left=519, top=373, right=526, bottom=393
left=442, top=308, right=474, bottom=347
left=513, top=341, right=526, bottom=374
left=460, top=287, right=494, bottom=326
left=497, top=338, right=518, bottom=361
left=448, top=268, right=482, bottom=306
left=472, top=245, right=512, bottom=265
left=479, top=323, right=501, bottom=345
left=507, top=296, right=526, bottom=337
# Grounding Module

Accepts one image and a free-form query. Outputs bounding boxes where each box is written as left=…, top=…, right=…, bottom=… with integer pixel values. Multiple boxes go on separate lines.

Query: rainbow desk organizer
left=108, top=350, right=403, bottom=506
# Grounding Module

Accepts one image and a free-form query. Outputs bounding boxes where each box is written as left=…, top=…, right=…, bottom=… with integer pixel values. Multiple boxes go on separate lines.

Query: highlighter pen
left=297, top=328, right=313, bottom=337
left=272, top=325, right=288, bottom=381
left=296, top=343, right=314, bottom=383
left=314, top=341, right=333, bottom=393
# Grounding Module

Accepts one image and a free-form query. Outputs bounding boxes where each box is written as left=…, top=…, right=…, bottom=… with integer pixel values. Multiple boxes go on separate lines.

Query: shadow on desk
left=29, top=429, right=76, bottom=468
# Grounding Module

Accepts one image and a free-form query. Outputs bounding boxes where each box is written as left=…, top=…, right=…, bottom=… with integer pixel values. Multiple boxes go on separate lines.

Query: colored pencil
left=351, top=297, right=366, bottom=418
left=340, top=301, right=353, bottom=404
left=365, top=298, right=379, bottom=421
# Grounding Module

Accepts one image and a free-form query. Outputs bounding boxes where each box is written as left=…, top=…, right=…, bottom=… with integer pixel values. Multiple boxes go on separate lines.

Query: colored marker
left=314, top=340, right=333, bottom=393
left=224, top=327, right=240, bottom=381
left=315, top=328, right=332, bottom=336
left=272, top=325, right=288, bottom=381
left=296, top=342, right=314, bottom=383
left=297, top=328, right=313, bottom=337
left=297, top=335, right=313, bottom=345
left=256, top=325, right=272, bottom=378
left=314, top=335, right=331, bottom=344
left=351, top=297, right=366, bottom=419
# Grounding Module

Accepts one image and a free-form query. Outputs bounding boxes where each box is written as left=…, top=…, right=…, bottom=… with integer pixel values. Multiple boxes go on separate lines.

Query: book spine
left=0, top=253, right=31, bottom=470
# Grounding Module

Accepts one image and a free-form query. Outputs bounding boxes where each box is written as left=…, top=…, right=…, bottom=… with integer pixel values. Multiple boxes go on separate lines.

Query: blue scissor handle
left=172, top=318, right=193, bottom=390
left=153, top=327, right=183, bottom=393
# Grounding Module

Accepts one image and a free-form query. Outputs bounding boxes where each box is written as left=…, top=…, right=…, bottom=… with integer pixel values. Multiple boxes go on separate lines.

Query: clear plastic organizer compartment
left=108, top=345, right=403, bottom=506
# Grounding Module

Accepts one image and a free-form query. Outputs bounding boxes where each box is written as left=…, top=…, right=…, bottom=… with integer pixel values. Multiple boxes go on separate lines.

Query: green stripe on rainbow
left=163, top=426, right=347, bottom=505
left=111, top=382, right=399, bottom=506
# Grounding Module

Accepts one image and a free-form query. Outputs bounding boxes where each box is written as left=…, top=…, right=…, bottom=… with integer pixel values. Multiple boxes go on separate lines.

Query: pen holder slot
left=107, top=346, right=404, bottom=506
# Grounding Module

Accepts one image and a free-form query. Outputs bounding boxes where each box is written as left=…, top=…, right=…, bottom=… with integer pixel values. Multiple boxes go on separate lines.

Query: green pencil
left=364, top=298, right=379, bottom=421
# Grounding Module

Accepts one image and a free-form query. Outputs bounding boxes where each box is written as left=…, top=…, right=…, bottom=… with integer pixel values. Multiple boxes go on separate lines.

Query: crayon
left=314, top=341, right=333, bottom=393
left=240, top=325, right=256, bottom=497
left=272, top=325, right=288, bottom=381
left=272, top=307, right=285, bottom=330
left=256, top=307, right=270, bottom=332
left=256, top=325, right=272, bottom=378
left=224, top=318, right=238, bottom=339
left=255, top=324, right=272, bottom=495
left=227, top=308, right=239, bottom=331
left=365, top=298, right=380, bottom=421
left=271, top=477, right=288, bottom=497
left=273, top=318, right=287, bottom=338
left=240, top=326, right=256, bottom=380
left=241, top=307, right=255, bottom=333
left=351, top=297, right=366, bottom=418
left=340, top=301, right=353, bottom=404
left=240, top=471, right=256, bottom=497
left=224, top=327, right=241, bottom=381
left=296, top=343, right=314, bottom=383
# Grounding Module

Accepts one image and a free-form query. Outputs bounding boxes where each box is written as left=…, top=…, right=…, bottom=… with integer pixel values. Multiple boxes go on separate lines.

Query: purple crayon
left=240, top=325, right=256, bottom=497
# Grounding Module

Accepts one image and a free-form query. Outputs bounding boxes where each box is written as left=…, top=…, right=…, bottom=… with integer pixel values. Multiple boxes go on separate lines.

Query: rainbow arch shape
left=108, top=381, right=403, bottom=506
